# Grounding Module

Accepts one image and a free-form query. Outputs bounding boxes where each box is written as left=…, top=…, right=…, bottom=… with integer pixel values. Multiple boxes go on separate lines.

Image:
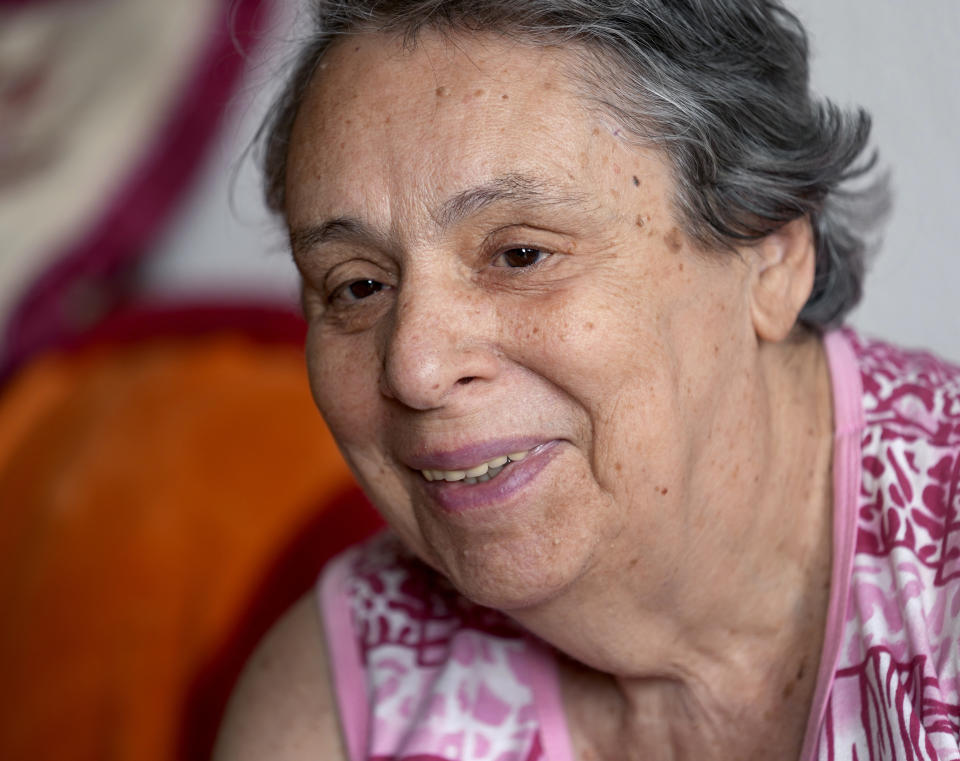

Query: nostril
left=457, top=376, right=477, bottom=385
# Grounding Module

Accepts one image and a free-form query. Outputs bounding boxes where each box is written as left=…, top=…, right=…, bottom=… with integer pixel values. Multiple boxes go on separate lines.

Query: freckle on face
left=664, top=227, right=682, bottom=253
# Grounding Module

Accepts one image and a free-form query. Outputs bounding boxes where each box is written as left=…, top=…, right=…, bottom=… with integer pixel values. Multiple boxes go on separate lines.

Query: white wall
left=795, top=0, right=960, bottom=359
left=140, top=0, right=960, bottom=360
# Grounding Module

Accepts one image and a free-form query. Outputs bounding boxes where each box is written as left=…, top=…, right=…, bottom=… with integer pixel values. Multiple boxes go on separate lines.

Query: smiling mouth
left=420, top=449, right=531, bottom=484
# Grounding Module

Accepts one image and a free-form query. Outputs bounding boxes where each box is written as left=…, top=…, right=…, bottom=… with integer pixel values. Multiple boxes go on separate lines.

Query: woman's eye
left=495, top=247, right=548, bottom=268
left=332, top=278, right=386, bottom=303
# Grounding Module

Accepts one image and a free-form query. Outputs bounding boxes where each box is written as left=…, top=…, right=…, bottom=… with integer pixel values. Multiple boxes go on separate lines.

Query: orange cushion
left=0, top=330, right=356, bottom=761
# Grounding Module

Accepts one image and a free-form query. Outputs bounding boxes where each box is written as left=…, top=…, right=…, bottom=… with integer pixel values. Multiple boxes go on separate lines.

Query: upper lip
left=403, top=437, right=554, bottom=471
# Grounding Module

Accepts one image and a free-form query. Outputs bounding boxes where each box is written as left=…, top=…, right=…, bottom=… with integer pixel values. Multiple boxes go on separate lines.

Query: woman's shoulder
left=836, top=329, right=960, bottom=564
left=845, top=329, right=960, bottom=433
left=823, top=331, right=960, bottom=758
left=212, top=593, right=347, bottom=761
left=841, top=330, right=960, bottom=530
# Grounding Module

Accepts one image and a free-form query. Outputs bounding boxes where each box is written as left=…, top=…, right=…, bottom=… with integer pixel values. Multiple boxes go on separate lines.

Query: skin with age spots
left=664, top=228, right=683, bottom=253
left=276, top=31, right=834, bottom=761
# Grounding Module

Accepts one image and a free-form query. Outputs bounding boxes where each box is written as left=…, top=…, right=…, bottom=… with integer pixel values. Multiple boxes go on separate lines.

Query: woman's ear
left=747, top=217, right=816, bottom=342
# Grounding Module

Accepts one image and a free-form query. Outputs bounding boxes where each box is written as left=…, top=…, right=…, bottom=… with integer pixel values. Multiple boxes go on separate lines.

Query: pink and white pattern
left=815, top=331, right=960, bottom=760
left=320, top=329, right=960, bottom=761
left=320, top=535, right=570, bottom=761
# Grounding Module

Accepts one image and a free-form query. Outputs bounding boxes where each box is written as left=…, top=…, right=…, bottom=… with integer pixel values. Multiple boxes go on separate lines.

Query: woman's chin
left=426, top=528, right=597, bottom=613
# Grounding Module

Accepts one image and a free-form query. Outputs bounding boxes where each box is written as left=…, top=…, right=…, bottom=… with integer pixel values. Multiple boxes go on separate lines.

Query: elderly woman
left=214, top=1, right=960, bottom=759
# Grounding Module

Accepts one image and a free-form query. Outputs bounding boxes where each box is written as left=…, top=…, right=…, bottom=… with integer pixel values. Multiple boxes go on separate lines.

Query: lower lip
left=421, top=441, right=562, bottom=514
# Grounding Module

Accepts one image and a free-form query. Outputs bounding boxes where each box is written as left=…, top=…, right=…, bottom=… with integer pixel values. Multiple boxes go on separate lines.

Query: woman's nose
left=379, top=282, right=500, bottom=411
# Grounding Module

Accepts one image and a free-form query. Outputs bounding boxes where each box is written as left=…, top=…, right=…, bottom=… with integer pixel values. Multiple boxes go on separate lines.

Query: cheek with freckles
left=306, top=328, right=379, bottom=438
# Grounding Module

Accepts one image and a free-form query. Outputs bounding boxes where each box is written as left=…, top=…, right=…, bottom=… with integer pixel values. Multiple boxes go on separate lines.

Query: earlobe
left=748, top=217, right=816, bottom=342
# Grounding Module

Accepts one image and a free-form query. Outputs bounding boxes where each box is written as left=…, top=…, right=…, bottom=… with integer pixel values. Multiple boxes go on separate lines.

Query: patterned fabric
left=814, top=331, right=960, bottom=761
left=320, top=535, right=569, bottom=761
left=320, top=329, right=960, bottom=761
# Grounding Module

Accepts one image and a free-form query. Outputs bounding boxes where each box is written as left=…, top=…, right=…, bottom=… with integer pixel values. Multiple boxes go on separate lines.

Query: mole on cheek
left=664, top=228, right=682, bottom=253
left=435, top=86, right=450, bottom=97
left=632, top=175, right=640, bottom=187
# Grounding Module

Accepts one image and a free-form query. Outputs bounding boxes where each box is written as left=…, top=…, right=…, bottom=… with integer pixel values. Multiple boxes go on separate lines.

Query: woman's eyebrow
left=289, top=217, right=388, bottom=258
left=289, top=173, right=589, bottom=257
left=432, top=173, right=588, bottom=229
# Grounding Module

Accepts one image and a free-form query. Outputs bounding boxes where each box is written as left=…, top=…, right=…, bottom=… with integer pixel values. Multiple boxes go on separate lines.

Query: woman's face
left=286, top=32, right=760, bottom=612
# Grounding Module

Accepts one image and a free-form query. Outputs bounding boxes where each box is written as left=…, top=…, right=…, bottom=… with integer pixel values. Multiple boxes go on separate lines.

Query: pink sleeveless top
left=318, top=329, right=960, bottom=761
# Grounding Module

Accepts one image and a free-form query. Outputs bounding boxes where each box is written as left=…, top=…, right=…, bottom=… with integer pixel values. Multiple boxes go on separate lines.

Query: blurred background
left=0, top=1, right=956, bottom=760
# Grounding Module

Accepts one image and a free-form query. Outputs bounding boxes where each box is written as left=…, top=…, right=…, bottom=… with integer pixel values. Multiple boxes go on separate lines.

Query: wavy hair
left=259, top=0, right=889, bottom=327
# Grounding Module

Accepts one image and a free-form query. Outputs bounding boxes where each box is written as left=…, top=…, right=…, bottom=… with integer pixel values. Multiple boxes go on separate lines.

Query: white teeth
left=421, top=449, right=531, bottom=483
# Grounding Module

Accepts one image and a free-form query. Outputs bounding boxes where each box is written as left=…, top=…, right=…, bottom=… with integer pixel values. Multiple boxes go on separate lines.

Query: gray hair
left=259, top=0, right=889, bottom=328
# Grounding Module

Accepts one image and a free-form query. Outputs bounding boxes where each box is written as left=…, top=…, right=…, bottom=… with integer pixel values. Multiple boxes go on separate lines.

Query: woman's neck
left=514, top=332, right=836, bottom=760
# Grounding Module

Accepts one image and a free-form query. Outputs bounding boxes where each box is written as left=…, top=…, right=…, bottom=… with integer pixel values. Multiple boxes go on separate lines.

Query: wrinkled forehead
left=283, top=31, right=633, bottom=232
left=296, top=29, right=588, bottom=127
